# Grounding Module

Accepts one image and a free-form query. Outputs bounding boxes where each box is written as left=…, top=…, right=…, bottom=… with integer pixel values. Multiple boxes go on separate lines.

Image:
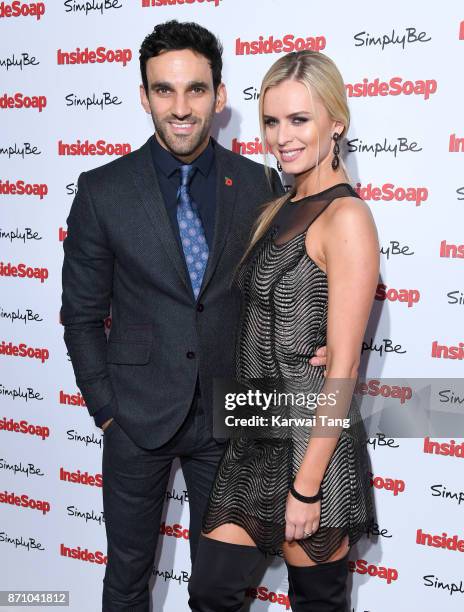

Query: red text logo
left=60, top=467, right=103, bottom=487
left=0, top=417, right=49, bottom=439
left=0, top=1, right=45, bottom=20
left=355, top=380, right=412, bottom=404
left=449, top=134, right=464, bottom=153
left=58, top=139, right=131, bottom=156
left=431, top=341, right=464, bottom=360
left=0, top=262, right=48, bottom=282
left=236, top=33, right=326, bottom=56
left=440, top=240, right=464, bottom=259
left=246, top=586, right=290, bottom=609
left=60, top=543, right=107, bottom=564
left=349, top=559, right=398, bottom=584
left=355, top=182, right=428, bottom=206
left=370, top=473, right=405, bottom=496
left=0, top=179, right=48, bottom=199
left=59, top=390, right=86, bottom=407
left=160, top=522, right=189, bottom=540
left=0, top=93, right=46, bottom=112
left=346, top=77, right=437, bottom=100
left=0, top=341, right=49, bottom=363
left=0, top=490, right=50, bottom=514
left=231, top=137, right=272, bottom=156
left=423, top=437, right=464, bottom=458
left=57, top=47, right=132, bottom=67
left=375, top=284, right=420, bottom=308
left=416, top=529, right=464, bottom=553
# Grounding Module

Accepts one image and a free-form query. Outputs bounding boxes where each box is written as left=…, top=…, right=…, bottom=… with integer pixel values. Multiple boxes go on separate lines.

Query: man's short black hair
left=139, top=20, right=223, bottom=93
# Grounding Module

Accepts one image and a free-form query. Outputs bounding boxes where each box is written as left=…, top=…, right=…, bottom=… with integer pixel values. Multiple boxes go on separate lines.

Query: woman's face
left=263, top=79, right=341, bottom=176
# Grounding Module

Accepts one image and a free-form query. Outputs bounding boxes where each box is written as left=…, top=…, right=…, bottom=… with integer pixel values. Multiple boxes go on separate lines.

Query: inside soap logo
left=57, top=47, right=132, bottom=67
left=346, top=77, right=437, bottom=100
left=0, top=1, right=45, bottom=20
left=141, top=0, right=222, bottom=6
left=236, top=33, right=326, bottom=55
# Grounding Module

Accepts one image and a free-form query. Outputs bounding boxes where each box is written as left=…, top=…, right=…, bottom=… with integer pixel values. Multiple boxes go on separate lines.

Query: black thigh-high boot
left=286, top=553, right=349, bottom=612
left=188, top=534, right=264, bottom=612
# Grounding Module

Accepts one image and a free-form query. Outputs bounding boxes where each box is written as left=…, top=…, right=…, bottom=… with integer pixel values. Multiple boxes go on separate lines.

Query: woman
left=188, top=50, right=379, bottom=611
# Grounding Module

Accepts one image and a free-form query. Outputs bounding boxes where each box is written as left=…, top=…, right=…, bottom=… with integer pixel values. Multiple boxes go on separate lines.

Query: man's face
left=140, top=49, right=226, bottom=163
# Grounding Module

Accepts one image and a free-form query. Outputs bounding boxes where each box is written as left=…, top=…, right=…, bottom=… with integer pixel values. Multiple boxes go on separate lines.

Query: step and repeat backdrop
left=1, top=1, right=464, bottom=610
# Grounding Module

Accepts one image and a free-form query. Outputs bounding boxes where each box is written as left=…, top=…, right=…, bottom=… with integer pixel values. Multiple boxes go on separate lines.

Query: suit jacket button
left=197, top=303, right=204, bottom=312
left=187, top=351, right=195, bottom=359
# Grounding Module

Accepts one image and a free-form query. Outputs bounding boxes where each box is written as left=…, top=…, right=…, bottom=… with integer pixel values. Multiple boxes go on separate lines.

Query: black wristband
left=290, top=482, right=323, bottom=504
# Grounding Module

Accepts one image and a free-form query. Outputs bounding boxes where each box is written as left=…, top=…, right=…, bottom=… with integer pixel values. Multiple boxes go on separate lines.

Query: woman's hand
left=285, top=488, right=321, bottom=541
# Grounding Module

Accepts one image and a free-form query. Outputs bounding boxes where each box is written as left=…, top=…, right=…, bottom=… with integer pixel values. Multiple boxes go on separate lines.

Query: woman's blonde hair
left=240, top=50, right=350, bottom=265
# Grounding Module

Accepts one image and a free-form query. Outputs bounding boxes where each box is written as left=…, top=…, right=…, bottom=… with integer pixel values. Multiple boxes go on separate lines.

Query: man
left=61, top=20, right=327, bottom=611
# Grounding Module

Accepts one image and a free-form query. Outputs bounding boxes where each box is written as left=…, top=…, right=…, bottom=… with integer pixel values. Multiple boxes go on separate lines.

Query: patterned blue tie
left=176, top=164, right=209, bottom=299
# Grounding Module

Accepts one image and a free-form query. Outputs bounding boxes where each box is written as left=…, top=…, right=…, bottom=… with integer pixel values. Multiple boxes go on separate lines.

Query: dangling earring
left=331, top=132, right=340, bottom=170
left=277, top=161, right=282, bottom=172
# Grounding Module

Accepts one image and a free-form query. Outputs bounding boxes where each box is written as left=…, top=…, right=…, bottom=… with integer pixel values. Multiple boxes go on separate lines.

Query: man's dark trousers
left=61, top=136, right=283, bottom=611
left=102, top=393, right=225, bottom=611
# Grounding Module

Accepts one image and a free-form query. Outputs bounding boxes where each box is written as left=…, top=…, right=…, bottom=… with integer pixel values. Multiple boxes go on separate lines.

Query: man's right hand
left=102, top=418, right=114, bottom=432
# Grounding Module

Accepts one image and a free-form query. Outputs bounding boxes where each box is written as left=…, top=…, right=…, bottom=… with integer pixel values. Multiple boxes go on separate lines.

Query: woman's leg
left=188, top=525, right=264, bottom=612
left=283, top=535, right=350, bottom=612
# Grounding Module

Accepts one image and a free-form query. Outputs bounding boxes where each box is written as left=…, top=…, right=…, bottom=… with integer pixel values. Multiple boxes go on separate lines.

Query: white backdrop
left=1, top=1, right=464, bottom=610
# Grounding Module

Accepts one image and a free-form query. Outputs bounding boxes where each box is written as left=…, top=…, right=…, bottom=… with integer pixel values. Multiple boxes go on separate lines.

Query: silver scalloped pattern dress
left=202, top=183, right=376, bottom=562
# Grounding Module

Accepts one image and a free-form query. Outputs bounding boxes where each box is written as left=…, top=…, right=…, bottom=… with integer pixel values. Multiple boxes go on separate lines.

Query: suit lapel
left=198, top=142, right=238, bottom=297
left=129, top=138, right=193, bottom=297
left=128, top=137, right=238, bottom=300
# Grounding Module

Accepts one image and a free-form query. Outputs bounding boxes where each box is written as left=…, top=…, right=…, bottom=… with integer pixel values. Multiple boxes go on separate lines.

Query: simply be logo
left=0, top=52, right=39, bottom=71
left=0, top=1, right=45, bottom=20
left=63, top=0, right=122, bottom=16
left=353, top=27, right=431, bottom=51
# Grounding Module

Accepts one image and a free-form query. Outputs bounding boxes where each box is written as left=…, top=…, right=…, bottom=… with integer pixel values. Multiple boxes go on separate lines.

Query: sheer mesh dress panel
left=202, top=183, right=376, bottom=562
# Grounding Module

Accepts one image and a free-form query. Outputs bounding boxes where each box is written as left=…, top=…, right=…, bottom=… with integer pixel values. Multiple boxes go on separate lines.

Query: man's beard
left=152, top=113, right=214, bottom=159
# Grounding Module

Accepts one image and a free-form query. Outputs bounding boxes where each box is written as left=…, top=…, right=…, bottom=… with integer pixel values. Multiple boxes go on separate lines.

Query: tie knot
left=179, top=164, right=195, bottom=187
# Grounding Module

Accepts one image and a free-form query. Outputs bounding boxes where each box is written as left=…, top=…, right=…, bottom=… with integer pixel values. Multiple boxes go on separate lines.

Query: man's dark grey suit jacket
left=60, top=136, right=283, bottom=449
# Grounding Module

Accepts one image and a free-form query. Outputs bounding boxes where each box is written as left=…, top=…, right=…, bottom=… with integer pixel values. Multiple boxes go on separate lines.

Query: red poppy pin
left=225, top=177, right=233, bottom=187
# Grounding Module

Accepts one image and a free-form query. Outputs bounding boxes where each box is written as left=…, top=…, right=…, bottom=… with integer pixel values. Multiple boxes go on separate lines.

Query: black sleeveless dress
left=202, top=183, right=376, bottom=563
